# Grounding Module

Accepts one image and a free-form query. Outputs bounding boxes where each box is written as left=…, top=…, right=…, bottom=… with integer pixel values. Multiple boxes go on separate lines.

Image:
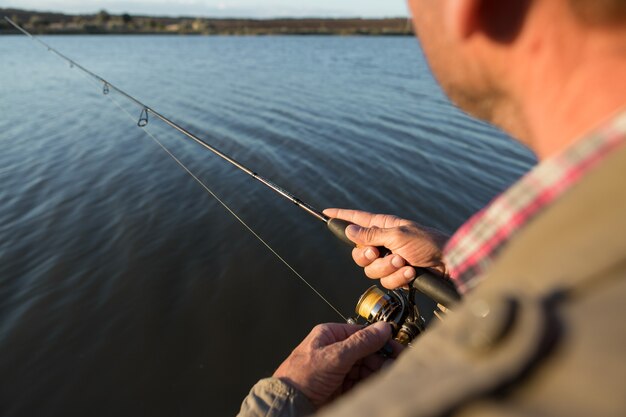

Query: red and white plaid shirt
left=444, top=109, right=626, bottom=294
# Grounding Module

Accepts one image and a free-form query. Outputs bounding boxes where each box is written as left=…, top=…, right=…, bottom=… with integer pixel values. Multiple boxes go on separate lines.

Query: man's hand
left=273, top=322, right=400, bottom=408
left=324, top=208, right=448, bottom=289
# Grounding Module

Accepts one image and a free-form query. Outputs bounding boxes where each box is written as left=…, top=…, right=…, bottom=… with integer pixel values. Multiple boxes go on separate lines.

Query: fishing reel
left=348, top=285, right=425, bottom=345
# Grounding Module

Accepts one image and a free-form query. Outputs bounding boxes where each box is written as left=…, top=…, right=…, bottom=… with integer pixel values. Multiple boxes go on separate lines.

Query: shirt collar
left=444, top=110, right=626, bottom=294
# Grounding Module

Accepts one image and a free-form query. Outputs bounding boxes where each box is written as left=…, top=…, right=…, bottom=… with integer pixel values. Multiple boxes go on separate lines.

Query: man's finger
left=380, top=267, right=417, bottom=289
left=328, top=322, right=392, bottom=369
left=346, top=224, right=394, bottom=247
left=323, top=208, right=410, bottom=229
left=323, top=208, right=376, bottom=227
left=352, top=246, right=380, bottom=267
left=364, top=255, right=406, bottom=279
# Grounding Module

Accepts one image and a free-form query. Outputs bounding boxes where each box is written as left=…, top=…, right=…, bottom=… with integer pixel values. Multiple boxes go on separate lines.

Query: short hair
left=569, top=0, right=626, bottom=24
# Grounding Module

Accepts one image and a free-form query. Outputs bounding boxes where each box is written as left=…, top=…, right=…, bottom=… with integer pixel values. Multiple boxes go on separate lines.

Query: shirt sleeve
left=236, top=378, right=316, bottom=417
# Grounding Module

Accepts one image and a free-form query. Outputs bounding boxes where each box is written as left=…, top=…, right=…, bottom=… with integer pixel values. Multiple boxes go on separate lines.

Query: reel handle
left=327, top=218, right=461, bottom=309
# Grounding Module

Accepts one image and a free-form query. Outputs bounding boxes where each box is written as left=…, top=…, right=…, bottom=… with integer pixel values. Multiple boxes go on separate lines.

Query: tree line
left=0, top=8, right=414, bottom=36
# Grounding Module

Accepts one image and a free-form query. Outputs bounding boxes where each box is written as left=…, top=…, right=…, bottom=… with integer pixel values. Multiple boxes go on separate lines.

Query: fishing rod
left=6, top=17, right=460, bottom=343
left=5, top=17, right=326, bottom=223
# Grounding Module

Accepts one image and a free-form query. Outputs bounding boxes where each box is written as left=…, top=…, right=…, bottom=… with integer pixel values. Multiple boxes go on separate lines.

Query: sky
left=0, top=0, right=410, bottom=18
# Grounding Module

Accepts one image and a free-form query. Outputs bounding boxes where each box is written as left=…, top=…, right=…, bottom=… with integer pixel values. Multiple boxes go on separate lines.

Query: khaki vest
left=319, top=144, right=626, bottom=417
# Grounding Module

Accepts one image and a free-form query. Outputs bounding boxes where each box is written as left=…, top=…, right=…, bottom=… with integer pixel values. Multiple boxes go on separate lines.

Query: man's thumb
left=332, top=322, right=392, bottom=366
left=346, top=225, right=392, bottom=247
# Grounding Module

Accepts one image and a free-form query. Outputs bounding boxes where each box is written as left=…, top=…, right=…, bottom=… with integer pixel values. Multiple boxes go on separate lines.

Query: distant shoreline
left=0, top=8, right=414, bottom=36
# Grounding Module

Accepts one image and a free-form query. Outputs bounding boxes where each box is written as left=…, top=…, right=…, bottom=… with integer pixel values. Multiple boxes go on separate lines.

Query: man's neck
left=511, top=7, right=626, bottom=161
left=525, top=57, right=626, bottom=160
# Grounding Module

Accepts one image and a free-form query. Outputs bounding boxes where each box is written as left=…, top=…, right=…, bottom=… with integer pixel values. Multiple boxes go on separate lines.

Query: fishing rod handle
left=327, top=218, right=358, bottom=247
left=326, top=218, right=461, bottom=309
left=410, top=269, right=460, bottom=309
left=327, top=218, right=395, bottom=258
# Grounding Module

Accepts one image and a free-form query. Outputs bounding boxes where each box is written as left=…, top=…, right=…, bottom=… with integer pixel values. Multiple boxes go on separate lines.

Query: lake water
left=0, top=35, right=535, bottom=416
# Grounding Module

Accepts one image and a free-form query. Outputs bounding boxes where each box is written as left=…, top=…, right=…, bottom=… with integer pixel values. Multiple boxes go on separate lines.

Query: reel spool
left=350, top=285, right=425, bottom=345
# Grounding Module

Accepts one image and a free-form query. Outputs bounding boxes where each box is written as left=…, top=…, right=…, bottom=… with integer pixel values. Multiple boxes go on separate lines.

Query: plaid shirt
left=444, top=110, right=626, bottom=294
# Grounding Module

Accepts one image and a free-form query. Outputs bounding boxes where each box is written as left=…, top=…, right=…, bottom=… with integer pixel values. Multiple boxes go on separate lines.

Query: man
left=238, top=0, right=626, bottom=415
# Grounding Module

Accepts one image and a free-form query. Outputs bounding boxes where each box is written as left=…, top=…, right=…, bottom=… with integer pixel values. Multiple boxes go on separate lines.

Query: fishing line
left=7, top=16, right=348, bottom=321
left=107, top=91, right=348, bottom=322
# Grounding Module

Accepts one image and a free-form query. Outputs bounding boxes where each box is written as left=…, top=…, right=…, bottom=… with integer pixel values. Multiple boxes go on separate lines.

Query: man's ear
left=446, top=0, right=532, bottom=43
left=445, top=0, right=481, bottom=41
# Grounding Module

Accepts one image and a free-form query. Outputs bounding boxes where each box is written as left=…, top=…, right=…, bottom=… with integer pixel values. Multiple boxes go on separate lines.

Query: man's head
left=407, top=0, right=626, bottom=157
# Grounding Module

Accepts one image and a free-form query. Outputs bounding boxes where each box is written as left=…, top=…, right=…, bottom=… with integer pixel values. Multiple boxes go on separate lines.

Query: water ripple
left=0, top=35, right=535, bottom=417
